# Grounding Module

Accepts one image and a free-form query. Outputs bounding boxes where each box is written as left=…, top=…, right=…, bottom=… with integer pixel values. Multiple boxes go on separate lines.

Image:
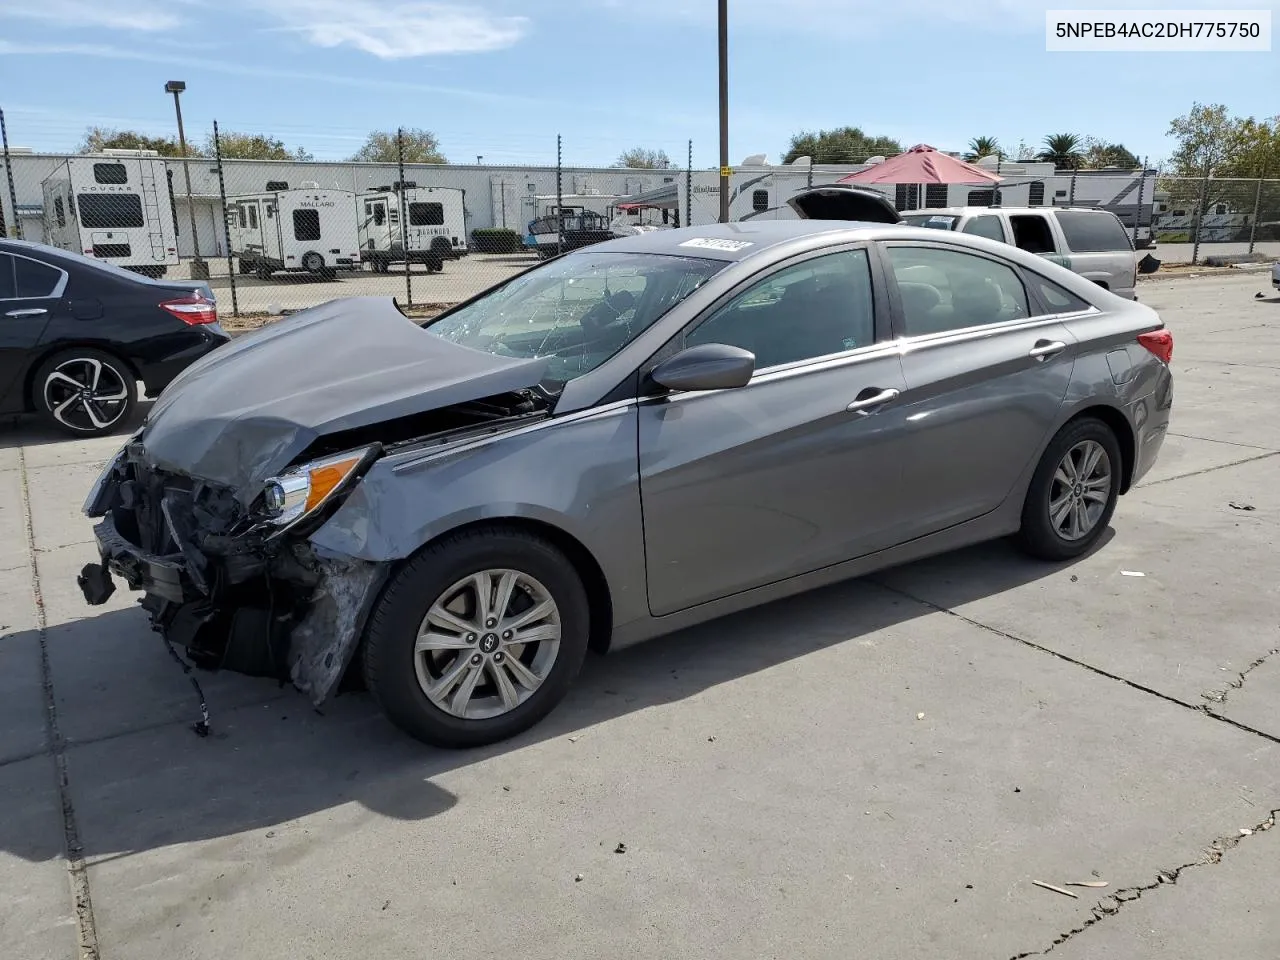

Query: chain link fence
left=3, top=114, right=1279, bottom=328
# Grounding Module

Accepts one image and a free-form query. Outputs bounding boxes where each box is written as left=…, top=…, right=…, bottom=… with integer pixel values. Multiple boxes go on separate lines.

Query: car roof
left=586, top=220, right=898, bottom=262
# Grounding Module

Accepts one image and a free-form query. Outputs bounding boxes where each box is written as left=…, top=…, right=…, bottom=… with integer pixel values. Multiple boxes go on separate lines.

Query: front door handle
left=1029, top=339, right=1066, bottom=361
left=5, top=308, right=48, bottom=318
left=846, top=388, right=900, bottom=414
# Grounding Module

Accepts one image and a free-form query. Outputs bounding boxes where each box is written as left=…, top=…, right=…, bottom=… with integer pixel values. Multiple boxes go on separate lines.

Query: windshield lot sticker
left=679, top=238, right=755, bottom=252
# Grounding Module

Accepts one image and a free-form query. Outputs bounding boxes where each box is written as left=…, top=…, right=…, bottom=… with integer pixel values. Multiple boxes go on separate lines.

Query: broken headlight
left=260, top=446, right=377, bottom=530
left=81, top=435, right=138, bottom=517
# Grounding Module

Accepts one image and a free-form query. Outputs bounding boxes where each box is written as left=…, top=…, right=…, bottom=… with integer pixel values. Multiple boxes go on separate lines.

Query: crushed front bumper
left=78, top=451, right=389, bottom=704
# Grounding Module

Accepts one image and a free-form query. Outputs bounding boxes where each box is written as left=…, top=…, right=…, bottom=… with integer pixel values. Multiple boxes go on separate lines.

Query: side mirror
left=649, top=343, right=756, bottom=393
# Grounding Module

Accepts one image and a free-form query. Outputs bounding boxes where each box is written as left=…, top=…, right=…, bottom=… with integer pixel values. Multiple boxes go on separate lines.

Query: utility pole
left=718, top=0, right=729, bottom=223
left=165, top=81, right=207, bottom=279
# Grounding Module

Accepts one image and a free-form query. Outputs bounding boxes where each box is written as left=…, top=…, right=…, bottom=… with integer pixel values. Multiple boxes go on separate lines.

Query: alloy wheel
left=1048, top=439, right=1112, bottom=541
left=43, top=358, right=131, bottom=433
left=413, top=569, right=562, bottom=720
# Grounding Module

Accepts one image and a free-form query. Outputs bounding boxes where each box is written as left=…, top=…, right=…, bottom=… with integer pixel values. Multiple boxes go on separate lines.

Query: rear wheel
left=1015, top=417, right=1122, bottom=561
left=301, top=251, right=325, bottom=274
left=362, top=527, right=590, bottom=748
left=33, top=349, right=136, bottom=437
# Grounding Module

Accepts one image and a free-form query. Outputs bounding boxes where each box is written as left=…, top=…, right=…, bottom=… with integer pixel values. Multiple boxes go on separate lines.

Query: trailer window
left=54, top=196, right=66, bottom=228
left=93, top=163, right=129, bottom=185
left=77, top=193, right=145, bottom=229
left=409, top=202, right=444, bottom=226
left=247, top=205, right=258, bottom=229
left=237, top=206, right=246, bottom=228
left=373, top=203, right=386, bottom=226
left=293, top=208, right=322, bottom=241
left=1028, top=182, right=1046, bottom=206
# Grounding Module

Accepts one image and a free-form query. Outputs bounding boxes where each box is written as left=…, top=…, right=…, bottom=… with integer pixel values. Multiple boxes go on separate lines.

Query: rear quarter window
left=14, top=256, right=62, bottom=298
left=1055, top=210, right=1133, bottom=253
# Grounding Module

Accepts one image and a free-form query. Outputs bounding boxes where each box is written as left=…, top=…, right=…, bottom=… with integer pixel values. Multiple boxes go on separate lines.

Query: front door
left=638, top=246, right=913, bottom=616
left=0, top=252, right=64, bottom=412
left=880, top=241, right=1076, bottom=534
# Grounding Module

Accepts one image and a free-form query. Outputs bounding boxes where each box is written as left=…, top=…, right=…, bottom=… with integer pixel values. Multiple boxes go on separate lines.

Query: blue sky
left=0, top=0, right=1276, bottom=168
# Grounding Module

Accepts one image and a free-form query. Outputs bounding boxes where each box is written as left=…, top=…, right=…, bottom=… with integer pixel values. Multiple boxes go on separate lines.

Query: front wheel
left=1015, top=417, right=1122, bottom=561
left=362, top=526, right=591, bottom=748
left=33, top=349, right=136, bottom=437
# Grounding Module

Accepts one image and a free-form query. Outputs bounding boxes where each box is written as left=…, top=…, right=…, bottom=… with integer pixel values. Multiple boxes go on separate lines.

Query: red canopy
left=837, top=144, right=1001, bottom=185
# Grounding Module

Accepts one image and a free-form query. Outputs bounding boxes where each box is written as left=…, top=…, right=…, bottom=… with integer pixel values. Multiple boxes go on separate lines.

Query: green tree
left=1080, top=137, right=1141, bottom=169
left=782, top=127, right=903, bottom=164
left=613, top=147, right=673, bottom=169
left=77, top=126, right=195, bottom=157
left=1219, top=115, right=1280, bottom=178
left=1167, top=103, right=1238, bottom=177
left=206, top=130, right=313, bottom=161
left=350, top=128, right=446, bottom=164
left=964, top=136, right=1002, bottom=162
left=1037, top=133, right=1083, bottom=169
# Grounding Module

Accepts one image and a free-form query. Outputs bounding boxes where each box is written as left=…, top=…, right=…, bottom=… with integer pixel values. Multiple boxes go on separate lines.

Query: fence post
left=1132, top=157, right=1148, bottom=248
left=1247, top=170, right=1264, bottom=255
left=397, top=128, right=412, bottom=308
left=686, top=140, right=693, bottom=229
left=1068, top=169, right=1077, bottom=205
left=556, top=134, right=563, bottom=257
left=1, top=108, right=22, bottom=239
left=212, top=121, right=239, bottom=318
left=1191, top=167, right=1210, bottom=265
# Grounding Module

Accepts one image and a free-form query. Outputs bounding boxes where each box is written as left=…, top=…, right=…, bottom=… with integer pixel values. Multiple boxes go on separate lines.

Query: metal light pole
left=165, top=81, right=207, bottom=279
left=718, top=0, right=730, bottom=223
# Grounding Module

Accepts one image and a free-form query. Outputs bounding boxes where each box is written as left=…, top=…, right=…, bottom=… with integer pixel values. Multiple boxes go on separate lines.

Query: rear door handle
left=1029, top=339, right=1066, bottom=360
left=5, top=308, right=48, bottom=318
left=846, top=388, right=900, bottom=414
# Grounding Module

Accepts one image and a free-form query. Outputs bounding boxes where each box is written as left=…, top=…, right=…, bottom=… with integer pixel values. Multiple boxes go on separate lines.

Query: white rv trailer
left=358, top=184, right=467, bottom=273
left=227, top=183, right=361, bottom=280
left=1151, top=192, right=1262, bottom=243
left=40, top=150, right=180, bottom=277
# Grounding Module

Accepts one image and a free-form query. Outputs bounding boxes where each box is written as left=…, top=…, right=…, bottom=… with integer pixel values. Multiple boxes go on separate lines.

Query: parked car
left=0, top=239, right=230, bottom=437
left=898, top=204, right=1147, bottom=299
left=77, top=220, right=1173, bottom=749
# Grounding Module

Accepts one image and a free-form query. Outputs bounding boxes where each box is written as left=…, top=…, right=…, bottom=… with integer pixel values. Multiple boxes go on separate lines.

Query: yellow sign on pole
left=720, top=166, right=732, bottom=178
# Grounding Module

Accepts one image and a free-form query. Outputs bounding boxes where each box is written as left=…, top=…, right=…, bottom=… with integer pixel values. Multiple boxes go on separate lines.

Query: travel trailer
left=40, top=150, right=180, bottom=277
left=357, top=184, right=467, bottom=273
left=227, top=183, right=361, bottom=280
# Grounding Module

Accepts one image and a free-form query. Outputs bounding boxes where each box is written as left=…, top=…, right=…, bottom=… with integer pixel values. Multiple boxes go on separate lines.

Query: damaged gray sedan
left=78, top=217, right=1173, bottom=748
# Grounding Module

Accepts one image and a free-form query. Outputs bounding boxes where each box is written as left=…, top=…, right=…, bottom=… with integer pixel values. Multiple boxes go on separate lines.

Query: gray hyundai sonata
left=78, top=213, right=1173, bottom=748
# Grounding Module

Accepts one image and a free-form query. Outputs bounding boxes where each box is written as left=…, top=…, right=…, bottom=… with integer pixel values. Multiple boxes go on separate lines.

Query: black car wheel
left=34, top=348, right=136, bottom=437
left=362, top=525, right=590, bottom=749
left=1015, top=416, right=1122, bottom=562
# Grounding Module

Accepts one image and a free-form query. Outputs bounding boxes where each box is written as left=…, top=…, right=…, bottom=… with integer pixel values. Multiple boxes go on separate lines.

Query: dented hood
left=787, top=185, right=902, bottom=223
left=140, top=297, right=547, bottom=497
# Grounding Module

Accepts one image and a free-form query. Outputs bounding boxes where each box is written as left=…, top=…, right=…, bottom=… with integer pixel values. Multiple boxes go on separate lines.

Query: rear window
left=1055, top=210, right=1133, bottom=252
left=293, top=208, right=321, bottom=241
left=408, top=202, right=444, bottom=226
left=77, top=193, right=145, bottom=229
left=93, top=163, right=129, bottom=185
left=1029, top=273, right=1092, bottom=313
left=0, top=254, right=14, bottom=299
left=15, top=256, right=62, bottom=297
left=902, top=214, right=958, bottom=231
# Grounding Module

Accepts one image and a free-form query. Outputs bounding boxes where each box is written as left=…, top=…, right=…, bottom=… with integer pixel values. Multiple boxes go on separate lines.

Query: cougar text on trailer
left=357, top=183, right=467, bottom=274
left=40, top=150, right=180, bottom=278
left=227, top=182, right=361, bottom=280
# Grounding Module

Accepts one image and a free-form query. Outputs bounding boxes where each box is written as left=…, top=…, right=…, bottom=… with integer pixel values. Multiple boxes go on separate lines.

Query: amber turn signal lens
left=304, top=456, right=362, bottom=512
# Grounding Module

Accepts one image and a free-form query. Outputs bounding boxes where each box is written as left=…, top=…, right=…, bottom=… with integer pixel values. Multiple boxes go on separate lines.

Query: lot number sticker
left=678, top=238, right=755, bottom=252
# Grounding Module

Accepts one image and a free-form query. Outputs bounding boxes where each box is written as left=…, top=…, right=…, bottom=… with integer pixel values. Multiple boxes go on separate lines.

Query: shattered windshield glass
left=423, top=251, right=725, bottom=389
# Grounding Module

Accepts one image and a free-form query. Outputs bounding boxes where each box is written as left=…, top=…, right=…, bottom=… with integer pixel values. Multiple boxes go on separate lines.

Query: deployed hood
left=140, top=297, right=547, bottom=497
left=787, top=185, right=902, bottom=224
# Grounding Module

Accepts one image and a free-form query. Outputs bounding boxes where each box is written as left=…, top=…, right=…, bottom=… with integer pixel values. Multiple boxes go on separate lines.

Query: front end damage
left=78, top=438, right=389, bottom=703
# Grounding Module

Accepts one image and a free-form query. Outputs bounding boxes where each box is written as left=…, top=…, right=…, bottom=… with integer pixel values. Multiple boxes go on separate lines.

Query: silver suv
left=901, top=206, right=1142, bottom=299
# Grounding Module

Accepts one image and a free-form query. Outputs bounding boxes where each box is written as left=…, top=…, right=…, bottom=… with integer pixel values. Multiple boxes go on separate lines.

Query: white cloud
left=0, top=0, right=186, bottom=32
left=255, top=0, right=529, bottom=58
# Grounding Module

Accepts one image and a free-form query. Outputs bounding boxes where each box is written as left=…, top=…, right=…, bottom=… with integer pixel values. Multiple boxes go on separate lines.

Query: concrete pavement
left=1, top=272, right=1278, bottom=959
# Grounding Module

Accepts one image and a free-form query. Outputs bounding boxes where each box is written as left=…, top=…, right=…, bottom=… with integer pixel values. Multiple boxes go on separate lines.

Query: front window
left=424, top=252, right=725, bottom=390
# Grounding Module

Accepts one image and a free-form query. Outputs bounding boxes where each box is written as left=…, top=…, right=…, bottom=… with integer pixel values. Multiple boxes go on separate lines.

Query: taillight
left=160, top=292, right=218, bottom=325
left=1137, top=328, right=1172, bottom=364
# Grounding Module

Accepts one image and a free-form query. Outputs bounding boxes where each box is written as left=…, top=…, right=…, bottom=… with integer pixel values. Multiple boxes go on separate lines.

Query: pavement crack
left=1202, top=645, right=1280, bottom=705
left=1007, top=808, right=1280, bottom=958
left=1139, top=450, right=1280, bottom=487
left=1166, top=431, right=1276, bottom=451
left=870, top=581, right=1280, bottom=747
left=19, top=447, right=101, bottom=960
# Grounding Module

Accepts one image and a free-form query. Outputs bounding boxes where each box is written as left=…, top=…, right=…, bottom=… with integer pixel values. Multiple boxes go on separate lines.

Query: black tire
left=301, top=251, right=325, bottom=274
left=238, top=259, right=253, bottom=275
left=1014, top=416, right=1122, bottom=562
left=362, top=526, right=591, bottom=749
left=33, top=348, right=136, bottom=438
left=426, top=255, right=443, bottom=273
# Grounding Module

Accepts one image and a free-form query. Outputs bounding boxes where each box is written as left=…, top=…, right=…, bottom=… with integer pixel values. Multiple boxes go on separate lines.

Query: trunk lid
left=786, top=185, right=903, bottom=224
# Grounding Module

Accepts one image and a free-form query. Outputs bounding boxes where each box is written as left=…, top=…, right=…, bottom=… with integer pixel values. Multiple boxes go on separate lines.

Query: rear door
left=880, top=240, right=1077, bottom=534
left=638, top=245, right=914, bottom=616
left=0, top=252, right=66, bottom=411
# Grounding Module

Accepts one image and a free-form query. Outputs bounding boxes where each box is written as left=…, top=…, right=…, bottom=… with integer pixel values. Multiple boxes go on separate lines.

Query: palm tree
left=1038, top=133, right=1083, bottom=170
left=964, top=136, right=1002, bottom=162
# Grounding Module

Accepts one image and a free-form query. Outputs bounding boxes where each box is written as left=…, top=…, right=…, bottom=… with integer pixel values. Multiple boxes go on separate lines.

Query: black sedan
left=0, top=239, right=230, bottom=436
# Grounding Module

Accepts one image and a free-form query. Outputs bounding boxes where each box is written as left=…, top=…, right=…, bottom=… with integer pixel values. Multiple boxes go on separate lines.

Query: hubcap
left=1049, top=439, right=1112, bottom=542
left=43, top=358, right=130, bottom=432
left=413, top=569, right=561, bottom=721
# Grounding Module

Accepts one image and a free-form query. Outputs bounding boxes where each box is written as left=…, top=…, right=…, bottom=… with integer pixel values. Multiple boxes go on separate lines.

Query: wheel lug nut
left=502, top=630, right=513, bottom=640
left=493, top=652, right=504, bottom=663
left=470, top=654, right=482, bottom=665
left=467, top=633, right=477, bottom=643
left=485, top=618, right=497, bottom=628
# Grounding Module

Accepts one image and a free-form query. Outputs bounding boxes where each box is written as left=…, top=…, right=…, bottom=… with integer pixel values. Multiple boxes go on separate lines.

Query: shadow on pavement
left=0, top=403, right=153, bottom=452
left=0, top=533, right=1107, bottom=864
